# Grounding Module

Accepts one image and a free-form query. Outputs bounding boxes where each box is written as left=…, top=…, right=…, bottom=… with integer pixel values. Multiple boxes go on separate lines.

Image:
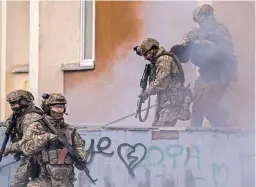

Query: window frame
left=80, top=0, right=96, bottom=69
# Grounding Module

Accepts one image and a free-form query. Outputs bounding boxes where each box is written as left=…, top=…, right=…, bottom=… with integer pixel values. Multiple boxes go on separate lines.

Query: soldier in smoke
left=134, top=38, right=192, bottom=127
left=179, top=4, right=237, bottom=127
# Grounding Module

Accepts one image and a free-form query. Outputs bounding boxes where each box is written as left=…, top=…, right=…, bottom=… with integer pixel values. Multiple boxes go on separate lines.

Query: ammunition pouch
left=46, top=164, right=74, bottom=183
left=41, top=148, right=73, bottom=165
left=165, top=84, right=192, bottom=121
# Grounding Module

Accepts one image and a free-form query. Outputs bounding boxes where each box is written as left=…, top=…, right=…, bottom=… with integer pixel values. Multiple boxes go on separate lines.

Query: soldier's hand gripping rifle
left=40, top=116, right=98, bottom=185
left=134, top=46, right=151, bottom=122
left=0, top=114, right=18, bottom=162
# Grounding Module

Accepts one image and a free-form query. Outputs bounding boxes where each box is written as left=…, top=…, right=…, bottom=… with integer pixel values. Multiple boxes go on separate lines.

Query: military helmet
left=137, top=38, right=159, bottom=56
left=47, top=93, right=67, bottom=105
left=6, top=89, right=34, bottom=103
left=193, top=4, right=214, bottom=23
left=41, top=93, right=67, bottom=114
left=42, top=93, right=67, bottom=105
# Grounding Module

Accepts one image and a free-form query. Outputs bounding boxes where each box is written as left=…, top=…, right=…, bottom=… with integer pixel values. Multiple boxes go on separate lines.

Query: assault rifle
left=135, top=63, right=151, bottom=122
left=0, top=114, right=19, bottom=162
left=39, top=116, right=98, bottom=185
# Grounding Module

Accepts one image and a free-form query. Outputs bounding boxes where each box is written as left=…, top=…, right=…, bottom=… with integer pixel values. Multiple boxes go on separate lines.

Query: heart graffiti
left=117, top=143, right=147, bottom=177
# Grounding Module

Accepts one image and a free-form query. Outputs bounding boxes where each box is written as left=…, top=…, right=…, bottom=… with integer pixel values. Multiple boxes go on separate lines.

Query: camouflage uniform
left=3, top=90, right=45, bottom=187
left=135, top=38, right=192, bottom=126
left=180, top=4, right=237, bottom=127
left=26, top=93, right=86, bottom=187
left=181, top=4, right=235, bottom=55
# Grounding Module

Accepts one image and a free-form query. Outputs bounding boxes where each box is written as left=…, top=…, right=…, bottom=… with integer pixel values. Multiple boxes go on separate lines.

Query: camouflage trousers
left=10, top=157, right=30, bottom=187
left=190, top=77, right=229, bottom=127
left=27, top=164, right=74, bottom=187
left=152, top=83, right=192, bottom=127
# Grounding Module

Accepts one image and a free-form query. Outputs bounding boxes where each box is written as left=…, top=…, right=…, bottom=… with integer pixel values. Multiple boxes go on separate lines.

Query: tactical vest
left=40, top=119, right=77, bottom=165
left=151, top=52, right=185, bottom=86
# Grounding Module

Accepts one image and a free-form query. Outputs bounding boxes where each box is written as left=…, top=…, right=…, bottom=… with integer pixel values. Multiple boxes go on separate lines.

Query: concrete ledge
left=11, top=64, right=29, bottom=74
left=78, top=126, right=255, bottom=133
left=0, top=120, right=253, bottom=133
left=61, top=62, right=95, bottom=71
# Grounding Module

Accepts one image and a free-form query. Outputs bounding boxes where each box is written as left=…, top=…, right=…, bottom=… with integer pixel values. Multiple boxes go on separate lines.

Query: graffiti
left=143, top=144, right=229, bottom=187
left=2, top=129, right=253, bottom=187
left=117, top=143, right=147, bottom=177
left=85, top=137, right=147, bottom=177
left=145, top=144, right=201, bottom=169
left=185, top=145, right=201, bottom=170
left=185, top=169, right=205, bottom=187
left=85, top=137, right=114, bottom=164
left=212, top=163, right=229, bottom=187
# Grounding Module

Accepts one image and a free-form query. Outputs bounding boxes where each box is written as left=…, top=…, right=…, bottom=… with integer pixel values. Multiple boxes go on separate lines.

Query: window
left=80, top=0, right=95, bottom=69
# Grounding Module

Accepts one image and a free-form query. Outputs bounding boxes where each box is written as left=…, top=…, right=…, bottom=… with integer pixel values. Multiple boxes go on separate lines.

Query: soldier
left=25, top=93, right=86, bottom=187
left=134, top=38, right=192, bottom=127
left=181, top=4, right=235, bottom=56
left=2, top=89, right=45, bottom=187
left=180, top=4, right=237, bottom=127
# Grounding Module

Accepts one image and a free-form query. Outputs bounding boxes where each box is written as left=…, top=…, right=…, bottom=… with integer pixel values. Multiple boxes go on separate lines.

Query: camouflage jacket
left=7, top=114, right=85, bottom=161
left=181, top=23, right=234, bottom=55
left=6, top=111, right=56, bottom=156
left=145, top=47, right=182, bottom=96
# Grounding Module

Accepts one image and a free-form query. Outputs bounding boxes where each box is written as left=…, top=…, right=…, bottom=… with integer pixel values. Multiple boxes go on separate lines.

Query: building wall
left=0, top=1, right=81, bottom=119
left=0, top=1, right=30, bottom=118
left=38, top=1, right=80, bottom=96
left=0, top=2, right=2, bottom=118
left=0, top=128, right=254, bottom=187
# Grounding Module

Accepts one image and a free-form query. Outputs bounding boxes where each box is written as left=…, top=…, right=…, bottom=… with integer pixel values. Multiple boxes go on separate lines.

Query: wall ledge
left=0, top=122, right=254, bottom=133
left=12, top=64, right=29, bottom=74
left=61, top=62, right=95, bottom=71
left=78, top=126, right=255, bottom=133
left=11, top=63, right=96, bottom=74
